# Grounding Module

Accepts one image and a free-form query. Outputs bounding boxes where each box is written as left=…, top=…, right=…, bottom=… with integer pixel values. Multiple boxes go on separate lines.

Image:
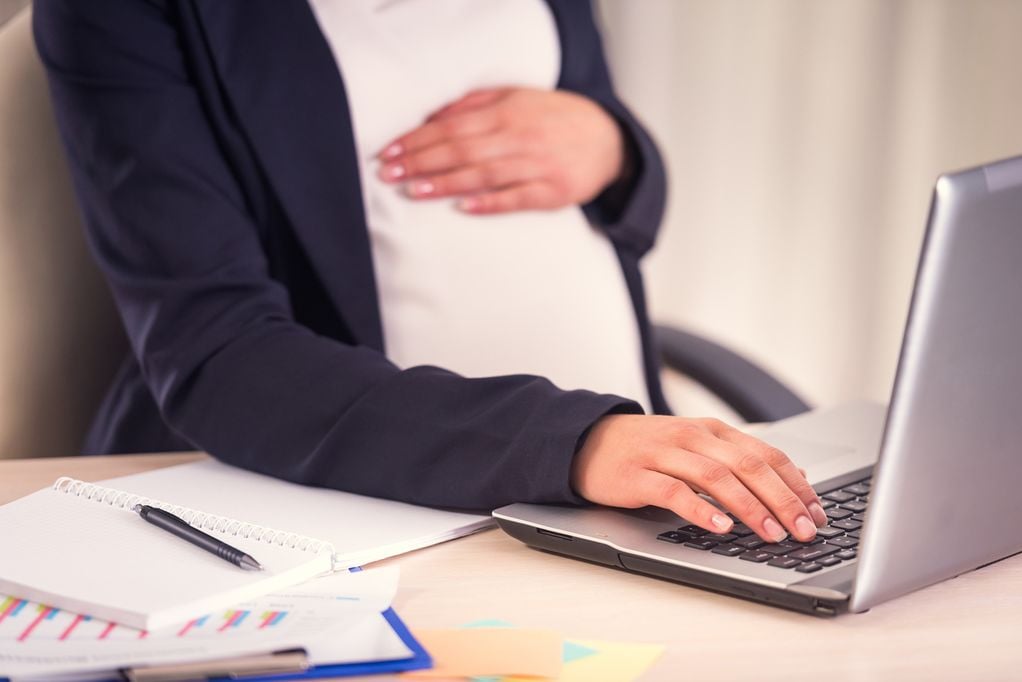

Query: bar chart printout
left=0, top=596, right=291, bottom=644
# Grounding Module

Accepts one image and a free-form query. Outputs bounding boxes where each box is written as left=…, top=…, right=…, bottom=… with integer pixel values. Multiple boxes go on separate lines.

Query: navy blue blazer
left=34, top=0, right=668, bottom=510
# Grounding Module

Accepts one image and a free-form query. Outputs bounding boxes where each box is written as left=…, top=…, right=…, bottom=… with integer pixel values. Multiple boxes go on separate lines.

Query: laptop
left=493, top=154, right=1022, bottom=616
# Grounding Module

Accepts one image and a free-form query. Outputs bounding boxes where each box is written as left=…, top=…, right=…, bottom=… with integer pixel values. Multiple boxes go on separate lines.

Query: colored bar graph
left=99, top=622, right=117, bottom=640
left=59, top=614, right=85, bottom=641
left=218, top=610, right=245, bottom=632
left=259, top=611, right=276, bottom=629
left=177, top=614, right=209, bottom=637
left=10, top=599, right=27, bottom=617
left=215, top=613, right=239, bottom=633
left=177, top=618, right=198, bottom=637
left=257, top=610, right=289, bottom=628
left=18, top=606, right=54, bottom=642
left=0, top=597, right=22, bottom=625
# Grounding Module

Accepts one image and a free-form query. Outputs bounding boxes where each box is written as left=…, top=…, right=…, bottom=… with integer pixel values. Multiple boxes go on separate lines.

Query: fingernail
left=763, top=517, right=786, bottom=542
left=458, top=196, right=480, bottom=212
left=409, top=180, right=434, bottom=197
left=711, top=514, right=733, bottom=531
left=808, top=502, right=827, bottom=527
left=795, top=515, right=816, bottom=540
left=380, top=143, right=403, bottom=160
left=381, top=163, right=405, bottom=181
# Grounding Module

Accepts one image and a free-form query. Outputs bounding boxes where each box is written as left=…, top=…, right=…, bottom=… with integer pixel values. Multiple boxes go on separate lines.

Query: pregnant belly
left=368, top=197, right=650, bottom=409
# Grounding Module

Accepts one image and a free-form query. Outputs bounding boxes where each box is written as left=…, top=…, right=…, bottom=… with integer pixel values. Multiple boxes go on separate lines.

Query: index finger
left=426, top=88, right=509, bottom=121
left=378, top=108, right=501, bottom=160
left=713, top=422, right=827, bottom=527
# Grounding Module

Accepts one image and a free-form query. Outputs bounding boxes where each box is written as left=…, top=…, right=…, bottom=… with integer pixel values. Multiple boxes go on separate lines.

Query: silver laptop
left=493, top=154, right=1022, bottom=616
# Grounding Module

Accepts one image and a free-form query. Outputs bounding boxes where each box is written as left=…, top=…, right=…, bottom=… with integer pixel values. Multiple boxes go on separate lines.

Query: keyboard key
left=684, top=539, right=718, bottom=550
left=788, top=544, right=841, bottom=562
left=832, top=519, right=862, bottom=531
left=711, top=543, right=746, bottom=557
left=760, top=542, right=799, bottom=555
left=739, top=551, right=773, bottom=563
left=825, top=508, right=853, bottom=521
left=843, top=483, right=871, bottom=496
left=820, top=499, right=837, bottom=510
left=788, top=537, right=825, bottom=546
left=679, top=525, right=708, bottom=536
left=796, top=562, right=823, bottom=573
left=768, top=557, right=801, bottom=569
left=735, top=536, right=766, bottom=549
left=848, top=529, right=862, bottom=538
left=840, top=500, right=868, bottom=513
left=729, top=524, right=754, bottom=537
left=827, top=536, right=858, bottom=549
left=823, top=490, right=856, bottom=503
left=814, top=526, right=845, bottom=539
left=656, top=531, right=691, bottom=544
left=818, top=556, right=842, bottom=567
left=836, top=549, right=858, bottom=560
left=703, top=533, right=738, bottom=543
left=852, top=513, right=867, bottom=522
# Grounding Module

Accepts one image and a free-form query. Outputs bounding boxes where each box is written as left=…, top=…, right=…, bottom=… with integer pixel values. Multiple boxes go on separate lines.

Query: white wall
left=597, top=0, right=1022, bottom=419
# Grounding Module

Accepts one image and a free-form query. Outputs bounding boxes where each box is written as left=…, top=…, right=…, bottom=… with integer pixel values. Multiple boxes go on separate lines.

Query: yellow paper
left=404, top=628, right=563, bottom=679
left=504, top=638, right=664, bottom=682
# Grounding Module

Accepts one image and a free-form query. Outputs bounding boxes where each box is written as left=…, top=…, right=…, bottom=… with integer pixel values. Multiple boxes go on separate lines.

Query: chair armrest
left=654, top=324, right=811, bottom=423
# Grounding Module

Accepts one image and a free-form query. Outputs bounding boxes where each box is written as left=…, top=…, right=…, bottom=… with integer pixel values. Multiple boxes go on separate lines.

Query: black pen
left=132, top=504, right=264, bottom=571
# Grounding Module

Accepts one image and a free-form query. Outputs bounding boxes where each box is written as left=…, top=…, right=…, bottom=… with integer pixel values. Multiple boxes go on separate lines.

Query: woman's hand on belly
left=571, top=415, right=831, bottom=544
left=376, top=87, right=625, bottom=215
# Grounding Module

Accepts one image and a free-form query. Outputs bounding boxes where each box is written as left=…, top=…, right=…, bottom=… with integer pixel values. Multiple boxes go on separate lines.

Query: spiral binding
left=52, top=476, right=336, bottom=558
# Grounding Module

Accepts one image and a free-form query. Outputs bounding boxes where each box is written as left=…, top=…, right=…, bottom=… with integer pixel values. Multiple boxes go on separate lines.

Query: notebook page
left=103, top=460, right=494, bottom=568
left=0, top=488, right=333, bottom=631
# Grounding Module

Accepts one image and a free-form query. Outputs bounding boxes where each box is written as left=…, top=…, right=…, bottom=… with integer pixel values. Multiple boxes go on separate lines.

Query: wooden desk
left=2, top=453, right=1020, bottom=681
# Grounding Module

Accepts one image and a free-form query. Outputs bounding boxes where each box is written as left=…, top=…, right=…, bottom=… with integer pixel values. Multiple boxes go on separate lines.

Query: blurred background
left=2, top=1, right=1022, bottom=457
left=596, top=0, right=1022, bottom=419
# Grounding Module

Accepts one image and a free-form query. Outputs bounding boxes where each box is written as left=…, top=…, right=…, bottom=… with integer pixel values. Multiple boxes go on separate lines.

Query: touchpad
left=759, top=432, right=872, bottom=486
left=753, top=402, right=886, bottom=485
left=761, top=431, right=852, bottom=464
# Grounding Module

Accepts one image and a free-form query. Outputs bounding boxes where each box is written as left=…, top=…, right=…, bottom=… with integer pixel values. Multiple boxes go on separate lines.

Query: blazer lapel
left=188, top=1, right=384, bottom=349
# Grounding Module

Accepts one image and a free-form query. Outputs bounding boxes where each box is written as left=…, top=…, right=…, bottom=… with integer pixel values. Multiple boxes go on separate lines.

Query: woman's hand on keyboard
left=570, top=415, right=829, bottom=543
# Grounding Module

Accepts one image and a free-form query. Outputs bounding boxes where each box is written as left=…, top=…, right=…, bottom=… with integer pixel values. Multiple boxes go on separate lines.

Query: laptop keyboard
left=656, top=478, right=871, bottom=573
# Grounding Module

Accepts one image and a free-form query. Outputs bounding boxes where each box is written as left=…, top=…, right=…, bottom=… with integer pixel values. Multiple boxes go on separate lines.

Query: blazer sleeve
left=556, top=1, right=668, bottom=258
left=33, top=0, right=641, bottom=511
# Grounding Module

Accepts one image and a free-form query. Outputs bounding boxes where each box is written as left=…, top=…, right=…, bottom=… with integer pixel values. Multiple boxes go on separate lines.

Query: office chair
left=0, top=8, right=808, bottom=460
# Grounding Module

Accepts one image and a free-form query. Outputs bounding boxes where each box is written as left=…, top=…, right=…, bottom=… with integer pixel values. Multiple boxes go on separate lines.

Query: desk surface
left=2, top=453, right=1020, bottom=681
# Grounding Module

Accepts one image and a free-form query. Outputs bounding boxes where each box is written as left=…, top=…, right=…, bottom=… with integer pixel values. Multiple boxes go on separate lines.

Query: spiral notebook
left=0, top=461, right=491, bottom=632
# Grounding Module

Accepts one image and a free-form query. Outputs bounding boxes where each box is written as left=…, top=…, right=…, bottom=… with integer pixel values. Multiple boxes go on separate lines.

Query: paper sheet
left=1, top=567, right=409, bottom=680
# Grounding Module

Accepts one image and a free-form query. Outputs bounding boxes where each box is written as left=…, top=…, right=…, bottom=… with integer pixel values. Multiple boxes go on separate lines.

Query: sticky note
left=405, top=628, right=563, bottom=679
left=504, top=638, right=664, bottom=682
left=561, top=640, right=598, bottom=664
